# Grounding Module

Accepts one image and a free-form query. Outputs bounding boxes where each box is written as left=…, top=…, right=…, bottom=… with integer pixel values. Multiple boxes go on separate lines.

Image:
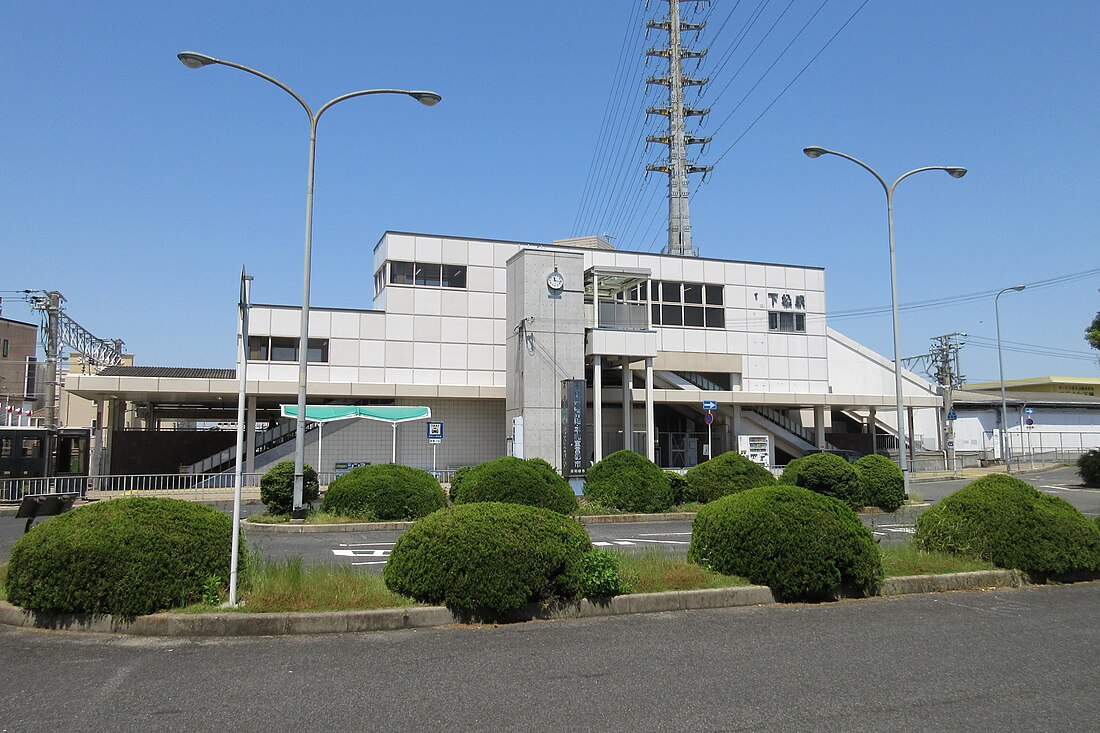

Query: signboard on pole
left=561, top=379, right=588, bottom=478
left=702, top=400, right=718, bottom=411
left=426, top=421, right=444, bottom=445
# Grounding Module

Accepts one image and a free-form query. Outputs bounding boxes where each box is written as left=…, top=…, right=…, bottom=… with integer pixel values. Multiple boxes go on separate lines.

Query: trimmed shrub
left=777, top=456, right=806, bottom=485
left=579, top=548, right=627, bottom=599
left=584, top=450, right=674, bottom=513
left=791, top=452, right=865, bottom=510
left=447, top=465, right=472, bottom=500
left=854, top=454, right=905, bottom=512
left=682, top=451, right=776, bottom=503
left=1078, top=449, right=1100, bottom=487
left=687, top=485, right=883, bottom=601
left=665, top=471, right=690, bottom=505
left=383, top=502, right=591, bottom=615
left=450, top=457, right=579, bottom=514
left=5, top=497, right=234, bottom=616
left=260, top=460, right=319, bottom=515
left=321, top=464, right=446, bottom=520
left=915, top=474, right=1100, bottom=576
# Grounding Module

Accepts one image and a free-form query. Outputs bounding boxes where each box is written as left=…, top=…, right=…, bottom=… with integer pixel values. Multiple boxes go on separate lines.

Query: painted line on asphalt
left=636, top=532, right=692, bottom=537
left=351, top=561, right=388, bottom=566
left=337, top=542, right=397, bottom=547
left=1040, top=485, right=1100, bottom=494
left=627, top=538, right=690, bottom=545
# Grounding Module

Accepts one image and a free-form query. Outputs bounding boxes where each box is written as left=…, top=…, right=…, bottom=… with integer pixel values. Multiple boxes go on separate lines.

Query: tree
left=1087, top=312, right=1100, bottom=352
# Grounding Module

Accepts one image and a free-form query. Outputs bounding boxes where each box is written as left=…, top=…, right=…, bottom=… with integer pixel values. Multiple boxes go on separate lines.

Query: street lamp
left=803, top=146, right=966, bottom=500
left=995, top=285, right=1026, bottom=473
left=180, top=51, right=440, bottom=517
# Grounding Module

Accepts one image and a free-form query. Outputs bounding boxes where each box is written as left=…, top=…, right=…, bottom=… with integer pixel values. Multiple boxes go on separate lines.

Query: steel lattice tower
left=646, top=0, right=712, bottom=257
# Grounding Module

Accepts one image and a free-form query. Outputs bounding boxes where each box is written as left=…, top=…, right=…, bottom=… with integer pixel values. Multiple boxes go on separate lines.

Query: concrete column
left=92, top=400, right=105, bottom=478
left=907, top=406, right=916, bottom=470
left=245, top=395, right=257, bottom=474
left=102, top=398, right=116, bottom=476
left=730, top=405, right=741, bottom=455
left=144, top=403, right=155, bottom=431
left=867, top=406, right=877, bottom=451
left=645, top=357, right=655, bottom=462
left=593, top=355, right=603, bottom=462
left=813, top=405, right=826, bottom=448
left=622, top=358, right=633, bottom=452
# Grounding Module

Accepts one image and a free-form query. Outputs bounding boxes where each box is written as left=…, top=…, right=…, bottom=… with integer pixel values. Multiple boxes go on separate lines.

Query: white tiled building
left=68, top=231, right=942, bottom=476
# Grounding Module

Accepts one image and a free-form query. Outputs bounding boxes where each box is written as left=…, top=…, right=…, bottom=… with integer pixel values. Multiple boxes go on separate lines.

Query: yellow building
left=964, top=377, right=1099, bottom=398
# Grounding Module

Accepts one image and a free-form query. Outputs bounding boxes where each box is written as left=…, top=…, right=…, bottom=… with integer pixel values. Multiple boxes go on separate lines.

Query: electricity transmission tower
left=645, top=0, right=712, bottom=257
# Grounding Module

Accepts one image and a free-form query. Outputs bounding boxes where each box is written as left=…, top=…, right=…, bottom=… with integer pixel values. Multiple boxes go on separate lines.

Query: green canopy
left=280, top=405, right=431, bottom=424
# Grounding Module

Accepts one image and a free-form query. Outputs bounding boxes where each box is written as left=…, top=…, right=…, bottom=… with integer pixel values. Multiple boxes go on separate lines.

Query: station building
left=66, top=231, right=943, bottom=478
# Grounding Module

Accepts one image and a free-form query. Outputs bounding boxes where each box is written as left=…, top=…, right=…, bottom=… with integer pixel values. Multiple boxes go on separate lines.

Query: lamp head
left=410, top=91, right=442, bottom=107
left=945, top=167, right=968, bottom=179
left=178, top=52, right=217, bottom=69
left=803, top=146, right=828, bottom=159
left=1011, top=285, right=1026, bottom=292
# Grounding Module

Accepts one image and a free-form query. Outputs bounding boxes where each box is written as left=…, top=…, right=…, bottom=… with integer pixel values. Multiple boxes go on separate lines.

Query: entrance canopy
left=280, top=405, right=431, bottom=424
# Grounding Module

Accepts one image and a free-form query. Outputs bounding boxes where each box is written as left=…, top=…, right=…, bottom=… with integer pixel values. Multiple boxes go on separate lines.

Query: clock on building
left=546, top=269, right=564, bottom=292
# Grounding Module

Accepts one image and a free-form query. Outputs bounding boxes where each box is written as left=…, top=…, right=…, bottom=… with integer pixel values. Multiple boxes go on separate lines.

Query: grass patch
left=178, top=556, right=415, bottom=613
left=880, top=544, right=994, bottom=577
left=618, top=550, right=749, bottom=594
left=246, top=510, right=373, bottom=525
left=572, top=501, right=702, bottom=517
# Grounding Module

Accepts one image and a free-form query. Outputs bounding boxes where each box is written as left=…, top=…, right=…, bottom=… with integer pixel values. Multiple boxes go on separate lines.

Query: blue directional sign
left=702, top=400, right=718, bottom=411
left=1024, top=407, right=1034, bottom=415
left=426, top=421, right=444, bottom=444
left=947, top=409, right=957, bottom=421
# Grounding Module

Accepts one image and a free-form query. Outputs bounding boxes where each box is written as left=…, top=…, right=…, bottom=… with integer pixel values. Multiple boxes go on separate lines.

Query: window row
left=248, top=337, right=329, bottom=363
left=624, top=280, right=724, bottom=306
left=768, top=311, right=806, bottom=333
left=652, top=304, right=725, bottom=329
left=387, top=261, right=467, bottom=289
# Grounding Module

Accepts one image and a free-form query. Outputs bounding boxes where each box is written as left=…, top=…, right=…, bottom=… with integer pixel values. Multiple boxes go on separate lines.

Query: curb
left=0, top=571, right=1043, bottom=638
left=241, top=512, right=700, bottom=533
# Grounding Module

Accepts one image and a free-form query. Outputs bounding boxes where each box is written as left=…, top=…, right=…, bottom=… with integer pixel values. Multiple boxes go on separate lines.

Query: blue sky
left=2, top=1, right=1097, bottom=383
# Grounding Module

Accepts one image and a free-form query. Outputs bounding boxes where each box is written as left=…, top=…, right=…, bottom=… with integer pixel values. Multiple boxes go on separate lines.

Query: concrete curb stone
left=0, top=571, right=1044, bottom=638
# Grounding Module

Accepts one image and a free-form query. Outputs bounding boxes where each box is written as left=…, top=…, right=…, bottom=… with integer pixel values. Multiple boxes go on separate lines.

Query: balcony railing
left=590, top=301, right=649, bottom=331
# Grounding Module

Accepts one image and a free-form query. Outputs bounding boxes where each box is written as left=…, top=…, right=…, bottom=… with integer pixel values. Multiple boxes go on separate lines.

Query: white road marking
left=611, top=540, right=637, bottom=546
left=1040, top=485, right=1100, bottom=494
left=337, top=542, right=396, bottom=547
left=332, top=548, right=390, bottom=558
left=636, top=532, right=693, bottom=537
left=627, top=538, right=690, bottom=545
left=351, top=561, right=388, bottom=566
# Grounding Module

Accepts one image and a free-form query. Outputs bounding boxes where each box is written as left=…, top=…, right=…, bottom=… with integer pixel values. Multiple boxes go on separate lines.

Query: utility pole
left=929, top=333, right=966, bottom=476
left=646, top=0, right=712, bottom=257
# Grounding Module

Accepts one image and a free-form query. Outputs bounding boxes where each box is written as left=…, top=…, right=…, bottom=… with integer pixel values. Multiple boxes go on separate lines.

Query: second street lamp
left=803, top=146, right=966, bottom=500
left=179, top=51, right=440, bottom=517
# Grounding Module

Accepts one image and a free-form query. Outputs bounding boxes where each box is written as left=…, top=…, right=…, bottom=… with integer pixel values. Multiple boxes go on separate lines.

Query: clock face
left=547, top=271, right=564, bottom=291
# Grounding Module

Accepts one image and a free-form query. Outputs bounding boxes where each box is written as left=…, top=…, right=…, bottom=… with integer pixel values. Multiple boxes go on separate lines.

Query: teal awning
left=280, top=405, right=431, bottom=424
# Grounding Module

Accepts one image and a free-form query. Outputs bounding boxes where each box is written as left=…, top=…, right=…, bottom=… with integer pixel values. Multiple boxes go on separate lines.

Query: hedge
left=790, top=452, right=865, bottom=510
left=449, top=456, right=578, bottom=514
left=687, top=484, right=883, bottom=601
left=853, top=454, right=905, bottom=512
left=321, top=464, right=446, bottom=520
left=260, top=460, right=319, bottom=515
left=5, top=497, right=235, bottom=616
left=682, top=451, right=776, bottom=503
left=1078, top=449, right=1100, bottom=487
left=914, top=474, right=1100, bottom=576
left=584, top=450, right=674, bottom=513
left=777, top=456, right=805, bottom=485
left=383, top=502, right=592, bottom=615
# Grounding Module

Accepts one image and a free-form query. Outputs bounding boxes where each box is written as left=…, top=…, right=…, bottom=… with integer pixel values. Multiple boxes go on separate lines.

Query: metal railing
left=593, top=301, right=649, bottom=330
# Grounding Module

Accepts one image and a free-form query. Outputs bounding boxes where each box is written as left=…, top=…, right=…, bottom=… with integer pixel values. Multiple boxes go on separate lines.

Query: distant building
left=0, top=316, right=37, bottom=416
left=965, top=376, right=1100, bottom=398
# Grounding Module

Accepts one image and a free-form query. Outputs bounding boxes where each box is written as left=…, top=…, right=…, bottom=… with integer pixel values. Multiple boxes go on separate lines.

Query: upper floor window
left=768, top=311, right=806, bottom=333
left=248, top=336, right=329, bottom=363
left=1, top=339, right=8, bottom=358
left=387, top=261, right=467, bottom=289
left=644, top=280, right=725, bottom=329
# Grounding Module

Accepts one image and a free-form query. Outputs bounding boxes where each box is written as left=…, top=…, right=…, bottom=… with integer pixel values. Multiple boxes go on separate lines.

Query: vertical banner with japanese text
left=561, top=379, right=588, bottom=478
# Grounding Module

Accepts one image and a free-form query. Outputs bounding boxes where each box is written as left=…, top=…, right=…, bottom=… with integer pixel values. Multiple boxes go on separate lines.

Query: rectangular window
left=1, top=339, right=8, bottom=358
left=389, top=261, right=415, bottom=285
left=306, top=338, right=329, bottom=363
left=414, top=263, right=442, bottom=286
left=683, top=283, right=703, bottom=304
left=661, top=281, right=681, bottom=303
left=705, top=307, right=725, bottom=329
left=21, top=438, right=42, bottom=458
left=705, top=285, right=724, bottom=305
left=270, top=337, right=298, bottom=362
left=374, top=267, right=385, bottom=296
left=769, top=311, right=806, bottom=333
left=684, top=306, right=705, bottom=327
left=0, top=437, right=11, bottom=458
left=651, top=303, right=662, bottom=326
left=442, top=265, right=467, bottom=288
left=248, top=336, right=269, bottom=361
left=662, top=304, right=683, bottom=326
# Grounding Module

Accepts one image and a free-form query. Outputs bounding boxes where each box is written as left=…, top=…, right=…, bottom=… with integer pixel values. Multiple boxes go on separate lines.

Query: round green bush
left=665, top=471, right=690, bottom=505
left=260, top=460, right=319, bottom=515
left=450, top=456, right=579, bottom=514
left=1077, top=449, right=1100, bottom=487
left=777, top=456, right=805, bottom=485
left=584, top=450, right=674, bottom=513
left=321, top=464, right=446, bottom=520
left=910, top=473, right=1100, bottom=576
left=682, top=451, right=776, bottom=503
left=5, top=497, right=235, bottom=616
left=579, top=547, right=628, bottom=598
left=447, top=465, right=472, bottom=500
left=792, top=453, right=865, bottom=510
left=914, top=474, right=1100, bottom=576
left=687, top=485, right=883, bottom=601
left=853, top=454, right=905, bottom=512
left=383, top=502, right=592, bottom=614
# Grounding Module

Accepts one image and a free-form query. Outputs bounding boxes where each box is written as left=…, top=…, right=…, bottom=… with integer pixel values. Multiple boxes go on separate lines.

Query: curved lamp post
left=803, top=146, right=966, bottom=500
left=178, top=51, right=440, bottom=524
left=995, top=285, right=1026, bottom=473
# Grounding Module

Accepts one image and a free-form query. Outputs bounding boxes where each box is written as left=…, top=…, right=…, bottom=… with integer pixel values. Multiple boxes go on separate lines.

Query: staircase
left=183, top=420, right=318, bottom=475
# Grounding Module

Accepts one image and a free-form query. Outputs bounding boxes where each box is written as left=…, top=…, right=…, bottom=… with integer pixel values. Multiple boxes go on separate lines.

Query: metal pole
left=229, top=269, right=251, bottom=606
left=392, top=423, right=397, bottom=464
left=995, top=285, right=1025, bottom=474
left=317, top=421, right=323, bottom=476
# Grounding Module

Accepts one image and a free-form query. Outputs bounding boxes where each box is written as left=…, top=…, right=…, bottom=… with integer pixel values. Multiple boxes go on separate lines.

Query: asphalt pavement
left=1, top=582, right=1097, bottom=732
